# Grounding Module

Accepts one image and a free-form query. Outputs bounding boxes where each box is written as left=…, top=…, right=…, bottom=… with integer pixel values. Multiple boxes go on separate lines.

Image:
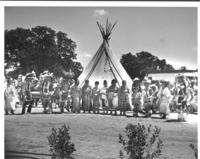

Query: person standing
left=91, top=81, right=101, bottom=114
left=132, top=78, right=142, bottom=117
left=5, top=78, right=19, bottom=115
left=71, top=79, right=82, bottom=113
left=107, top=79, right=118, bottom=115
left=100, top=80, right=108, bottom=114
left=51, top=80, right=60, bottom=109
left=158, top=81, right=172, bottom=119
left=118, top=80, right=130, bottom=116
left=16, top=74, right=23, bottom=105
left=82, top=80, right=92, bottom=113
left=21, top=74, right=34, bottom=114
left=59, top=78, right=70, bottom=113
left=142, top=80, right=153, bottom=117
left=41, top=77, right=53, bottom=114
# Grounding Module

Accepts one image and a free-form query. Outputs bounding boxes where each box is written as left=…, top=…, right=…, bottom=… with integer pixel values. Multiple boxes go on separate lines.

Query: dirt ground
left=5, top=107, right=197, bottom=159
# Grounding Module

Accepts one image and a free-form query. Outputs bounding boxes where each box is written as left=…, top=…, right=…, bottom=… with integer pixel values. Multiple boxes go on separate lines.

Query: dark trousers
left=21, top=100, right=34, bottom=114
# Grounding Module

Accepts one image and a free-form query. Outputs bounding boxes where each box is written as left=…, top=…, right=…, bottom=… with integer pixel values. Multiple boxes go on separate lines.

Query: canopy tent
left=78, top=20, right=133, bottom=88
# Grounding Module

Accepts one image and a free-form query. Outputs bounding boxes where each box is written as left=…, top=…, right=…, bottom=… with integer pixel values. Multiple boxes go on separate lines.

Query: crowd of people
left=4, top=70, right=198, bottom=119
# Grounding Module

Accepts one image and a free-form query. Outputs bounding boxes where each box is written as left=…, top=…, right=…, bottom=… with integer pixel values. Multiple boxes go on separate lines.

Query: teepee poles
left=97, top=19, right=117, bottom=41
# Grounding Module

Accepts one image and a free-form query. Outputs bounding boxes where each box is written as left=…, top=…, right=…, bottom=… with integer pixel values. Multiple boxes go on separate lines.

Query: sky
left=5, top=7, right=197, bottom=70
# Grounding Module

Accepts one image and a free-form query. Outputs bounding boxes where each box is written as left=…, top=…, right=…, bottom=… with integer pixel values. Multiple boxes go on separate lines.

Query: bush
left=47, top=124, right=76, bottom=159
left=190, top=144, right=198, bottom=159
left=119, top=123, right=163, bottom=159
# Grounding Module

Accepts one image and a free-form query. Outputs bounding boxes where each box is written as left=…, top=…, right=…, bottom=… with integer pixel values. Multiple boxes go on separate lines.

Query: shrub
left=119, top=123, right=163, bottom=159
left=47, top=124, right=75, bottom=159
left=190, top=144, right=198, bottom=159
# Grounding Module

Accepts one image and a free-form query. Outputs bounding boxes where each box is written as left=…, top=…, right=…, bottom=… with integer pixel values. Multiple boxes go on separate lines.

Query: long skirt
left=92, top=96, right=100, bottom=110
left=118, top=95, right=130, bottom=111
left=108, top=93, right=118, bottom=109
left=82, top=94, right=91, bottom=111
left=72, top=96, right=80, bottom=113
left=5, top=93, right=19, bottom=112
left=159, top=96, right=170, bottom=115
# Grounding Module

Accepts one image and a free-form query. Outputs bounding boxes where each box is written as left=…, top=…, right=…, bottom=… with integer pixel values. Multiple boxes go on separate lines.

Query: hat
left=133, top=77, right=140, bottom=81
left=144, top=76, right=149, bottom=81
left=146, top=79, right=151, bottom=84
left=40, top=70, right=54, bottom=81
left=141, top=85, right=145, bottom=90
left=25, top=72, right=35, bottom=81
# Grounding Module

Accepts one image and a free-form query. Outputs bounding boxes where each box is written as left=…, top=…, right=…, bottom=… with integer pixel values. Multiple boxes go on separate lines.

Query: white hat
left=141, top=85, right=145, bottom=90
left=146, top=79, right=151, bottom=83
left=133, top=77, right=140, bottom=81
left=144, top=76, right=148, bottom=81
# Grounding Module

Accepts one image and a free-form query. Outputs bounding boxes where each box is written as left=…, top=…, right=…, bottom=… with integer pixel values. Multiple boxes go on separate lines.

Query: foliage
left=190, top=144, right=198, bottom=159
left=119, top=123, right=163, bottom=159
left=120, top=51, right=174, bottom=80
left=5, top=26, right=83, bottom=78
left=47, top=124, right=75, bottom=159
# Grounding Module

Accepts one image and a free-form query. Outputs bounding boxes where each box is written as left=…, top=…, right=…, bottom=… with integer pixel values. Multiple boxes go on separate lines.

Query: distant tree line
left=120, top=51, right=174, bottom=80
left=5, top=26, right=176, bottom=80
left=5, top=26, right=83, bottom=78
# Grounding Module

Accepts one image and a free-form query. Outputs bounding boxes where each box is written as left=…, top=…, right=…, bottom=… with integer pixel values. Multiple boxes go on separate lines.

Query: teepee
left=78, top=20, right=133, bottom=88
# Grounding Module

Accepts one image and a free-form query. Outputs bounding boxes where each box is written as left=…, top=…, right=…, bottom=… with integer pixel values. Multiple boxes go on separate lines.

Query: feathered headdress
left=40, top=70, right=54, bottom=81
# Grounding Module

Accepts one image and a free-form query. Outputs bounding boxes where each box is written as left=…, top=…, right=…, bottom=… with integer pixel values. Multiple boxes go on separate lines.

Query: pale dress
left=159, top=87, right=171, bottom=115
left=92, top=87, right=101, bottom=110
left=5, top=84, right=19, bottom=112
left=100, top=86, right=108, bottom=108
left=107, top=86, right=118, bottom=109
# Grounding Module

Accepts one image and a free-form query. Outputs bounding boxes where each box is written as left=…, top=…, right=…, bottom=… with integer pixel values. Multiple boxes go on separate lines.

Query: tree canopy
left=5, top=26, right=83, bottom=78
left=120, top=51, right=174, bottom=80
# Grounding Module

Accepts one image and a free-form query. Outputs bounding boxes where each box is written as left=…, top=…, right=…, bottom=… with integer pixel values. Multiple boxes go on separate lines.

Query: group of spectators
left=4, top=70, right=198, bottom=119
left=132, top=76, right=198, bottom=118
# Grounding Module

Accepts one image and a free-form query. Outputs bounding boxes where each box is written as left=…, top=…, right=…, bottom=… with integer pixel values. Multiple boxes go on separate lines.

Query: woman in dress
left=118, top=80, right=130, bottom=116
left=71, top=79, right=82, bottom=113
left=91, top=81, right=101, bottom=114
left=158, top=81, right=172, bottom=119
left=82, top=80, right=92, bottom=113
left=5, top=78, right=19, bottom=115
left=100, top=80, right=108, bottom=114
left=107, top=79, right=118, bottom=115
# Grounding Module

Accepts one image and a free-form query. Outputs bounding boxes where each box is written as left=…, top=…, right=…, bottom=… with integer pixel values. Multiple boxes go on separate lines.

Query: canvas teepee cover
left=79, top=20, right=133, bottom=87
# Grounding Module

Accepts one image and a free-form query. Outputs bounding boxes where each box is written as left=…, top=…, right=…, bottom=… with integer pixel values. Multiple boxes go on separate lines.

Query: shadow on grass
left=165, top=119, right=184, bottom=122
left=5, top=150, right=52, bottom=159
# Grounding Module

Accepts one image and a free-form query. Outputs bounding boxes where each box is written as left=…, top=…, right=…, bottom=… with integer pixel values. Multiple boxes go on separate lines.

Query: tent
left=78, top=20, right=133, bottom=88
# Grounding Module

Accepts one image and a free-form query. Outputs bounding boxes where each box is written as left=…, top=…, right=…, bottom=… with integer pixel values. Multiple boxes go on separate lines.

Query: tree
left=5, top=26, right=83, bottom=78
left=120, top=51, right=174, bottom=80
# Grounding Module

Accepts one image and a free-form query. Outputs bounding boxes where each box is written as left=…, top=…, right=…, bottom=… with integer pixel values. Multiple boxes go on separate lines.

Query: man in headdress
left=41, top=71, right=54, bottom=114
left=21, top=73, right=34, bottom=114
left=59, top=78, right=71, bottom=113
